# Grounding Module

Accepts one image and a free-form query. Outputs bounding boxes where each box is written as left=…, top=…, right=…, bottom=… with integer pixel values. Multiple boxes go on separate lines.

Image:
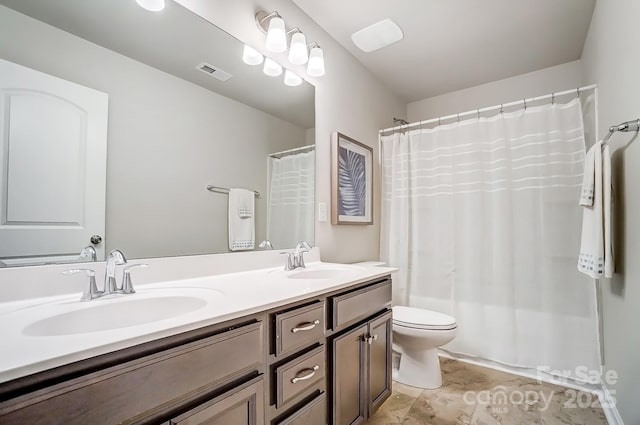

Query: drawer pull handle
left=291, top=320, right=320, bottom=333
left=291, top=365, right=320, bottom=384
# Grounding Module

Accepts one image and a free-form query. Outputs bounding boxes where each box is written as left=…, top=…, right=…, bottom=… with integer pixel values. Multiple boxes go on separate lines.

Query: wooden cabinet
left=328, top=277, right=393, bottom=425
left=168, top=376, right=264, bottom=425
left=0, top=275, right=393, bottom=425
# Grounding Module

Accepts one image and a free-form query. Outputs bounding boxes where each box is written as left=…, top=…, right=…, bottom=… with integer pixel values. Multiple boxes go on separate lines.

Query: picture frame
left=331, top=132, right=373, bottom=225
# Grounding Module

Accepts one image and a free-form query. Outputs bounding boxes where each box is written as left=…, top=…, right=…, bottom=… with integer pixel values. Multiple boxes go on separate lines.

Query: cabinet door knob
left=291, top=365, right=320, bottom=384
left=367, top=334, right=378, bottom=345
left=291, top=319, right=320, bottom=333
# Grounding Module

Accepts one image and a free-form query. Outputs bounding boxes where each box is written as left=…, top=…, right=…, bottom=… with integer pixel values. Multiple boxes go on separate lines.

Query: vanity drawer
left=275, top=392, right=326, bottom=425
left=0, top=321, right=264, bottom=425
left=274, top=346, right=325, bottom=408
left=274, top=302, right=325, bottom=356
left=330, top=279, right=392, bottom=330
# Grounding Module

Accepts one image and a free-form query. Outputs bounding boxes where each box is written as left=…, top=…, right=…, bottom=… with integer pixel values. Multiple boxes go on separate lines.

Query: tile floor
left=368, top=359, right=608, bottom=425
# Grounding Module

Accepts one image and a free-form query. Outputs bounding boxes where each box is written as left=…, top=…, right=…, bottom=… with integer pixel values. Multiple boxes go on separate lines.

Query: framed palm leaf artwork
left=331, top=132, right=373, bottom=225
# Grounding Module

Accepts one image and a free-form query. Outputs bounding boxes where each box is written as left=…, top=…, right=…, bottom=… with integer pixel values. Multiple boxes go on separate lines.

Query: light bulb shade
left=284, top=70, right=302, bottom=86
left=265, top=16, right=287, bottom=53
left=242, top=44, right=264, bottom=65
left=263, top=58, right=283, bottom=77
left=136, top=0, right=165, bottom=11
left=288, top=32, right=309, bottom=65
left=307, top=46, right=325, bottom=77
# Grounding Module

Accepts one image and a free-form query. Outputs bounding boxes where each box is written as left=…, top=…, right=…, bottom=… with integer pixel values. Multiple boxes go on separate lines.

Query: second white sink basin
left=23, top=295, right=207, bottom=336
left=288, top=268, right=355, bottom=280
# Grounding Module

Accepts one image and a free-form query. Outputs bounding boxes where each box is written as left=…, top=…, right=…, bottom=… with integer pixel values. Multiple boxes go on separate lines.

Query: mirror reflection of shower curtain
left=267, top=150, right=315, bottom=248
left=380, top=97, right=600, bottom=378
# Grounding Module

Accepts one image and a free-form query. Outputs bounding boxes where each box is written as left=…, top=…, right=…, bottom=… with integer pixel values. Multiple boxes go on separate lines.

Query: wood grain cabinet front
left=0, top=321, right=264, bottom=425
left=274, top=301, right=325, bottom=356
left=274, top=392, right=326, bottom=425
left=274, top=345, right=325, bottom=407
left=168, top=376, right=264, bottom=425
left=330, top=309, right=393, bottom=425
left=329, top=279, right=391, bottom=331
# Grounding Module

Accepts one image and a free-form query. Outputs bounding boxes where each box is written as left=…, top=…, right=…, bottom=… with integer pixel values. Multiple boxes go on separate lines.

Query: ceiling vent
left=351, top=19, right=403, bottom=53
left=195, top=62, right=232, bottom=81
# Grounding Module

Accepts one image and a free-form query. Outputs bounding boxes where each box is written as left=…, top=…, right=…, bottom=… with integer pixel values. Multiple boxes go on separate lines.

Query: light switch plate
left=318, top=203, right=327, bottom=222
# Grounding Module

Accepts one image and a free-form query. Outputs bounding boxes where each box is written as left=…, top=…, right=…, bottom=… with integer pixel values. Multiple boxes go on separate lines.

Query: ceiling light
left=289, top=31, right=309, bottom=65
left=263, top=58, right=283, bottom=77
left=284, top=70, right=302, bottom=87
left=265, top=16, right=287, bottom=53
left=351, top=19, right=403, bottom=53
left=135, top=0, right=165, bottom=12
left=242, top=45, right=264, bottom=65
left=307, top=46, right=325, bottom=77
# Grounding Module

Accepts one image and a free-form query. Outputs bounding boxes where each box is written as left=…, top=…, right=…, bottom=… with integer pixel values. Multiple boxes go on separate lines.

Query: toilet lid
left=393, top=306, right=457, bottom=330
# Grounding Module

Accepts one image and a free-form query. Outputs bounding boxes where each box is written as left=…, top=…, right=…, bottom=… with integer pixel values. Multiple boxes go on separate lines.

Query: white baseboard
left=600, top=384, right=624, bottom=425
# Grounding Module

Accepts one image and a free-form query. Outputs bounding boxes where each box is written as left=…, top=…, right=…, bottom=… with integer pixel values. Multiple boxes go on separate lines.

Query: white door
left=0, top=59, right=108, bottom=264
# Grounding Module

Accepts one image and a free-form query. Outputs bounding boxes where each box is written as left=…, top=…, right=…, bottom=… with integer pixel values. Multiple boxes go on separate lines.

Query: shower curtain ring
left=438, top=117, right=441, bottom=127
left=457, top=113, right=460, bottom=122
left=551, top=93, right=555, bottom=105
left=523, top=99, right=527, bottom=111
left=576, top=88, right=580, bottom=98
left=500, top=104, right=504, bottom=115
left=477, top=108, right=480, bottom=120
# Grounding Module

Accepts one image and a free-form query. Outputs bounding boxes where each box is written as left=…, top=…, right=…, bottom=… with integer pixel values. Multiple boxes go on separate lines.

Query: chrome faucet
left=294, top=241, right=311, bottom=268
left=280, top=241, right=312, bottom=271
left=104, top=249, right=127, bottom=295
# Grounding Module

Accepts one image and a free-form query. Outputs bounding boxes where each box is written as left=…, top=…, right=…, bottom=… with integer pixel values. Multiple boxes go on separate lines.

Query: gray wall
left=407, top=60, right=583, bottom=122
left=581, top=0, right=640, bottom=423
left=0, top=5, right=308, bottom=259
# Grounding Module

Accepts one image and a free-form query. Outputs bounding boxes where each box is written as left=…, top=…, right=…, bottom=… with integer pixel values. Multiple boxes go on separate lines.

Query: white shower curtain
left=267, top=150, right=315, bottom=249
left=381, top=98, right=600, bottom=375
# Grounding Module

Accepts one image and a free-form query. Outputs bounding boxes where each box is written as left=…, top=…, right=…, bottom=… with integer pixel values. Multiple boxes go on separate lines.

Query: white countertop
left=0, top=261, right=395, bottom=384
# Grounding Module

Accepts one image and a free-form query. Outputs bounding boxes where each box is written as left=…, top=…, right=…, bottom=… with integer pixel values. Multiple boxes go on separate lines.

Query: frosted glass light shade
left=242, top=45, right=264, bottom=65
left=263, top=58, right=283, bottom=77
left=284, top=70, right=302, bottom=86
left=265, top=16, right=287, bottom=53
left=136, top=0, right=165, bottom=11
left=288, top=32, right=309, bottom=65
left=307, top=46, right=325, bottom=77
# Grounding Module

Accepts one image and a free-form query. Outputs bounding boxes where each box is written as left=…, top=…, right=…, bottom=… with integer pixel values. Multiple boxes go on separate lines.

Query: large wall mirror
left=0, top=0, right=315, bottom=267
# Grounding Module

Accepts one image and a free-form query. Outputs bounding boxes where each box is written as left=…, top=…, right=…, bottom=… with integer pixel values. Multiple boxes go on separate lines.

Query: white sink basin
left=23, top=294, right=208, bottom=336
left=288, top=267, right=357, bottom=280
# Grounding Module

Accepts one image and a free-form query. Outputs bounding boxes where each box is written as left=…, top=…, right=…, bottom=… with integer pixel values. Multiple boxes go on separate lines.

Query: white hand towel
left=578, top=141, right=613, bottom=278
left=228, top=188, right=255, bottom=251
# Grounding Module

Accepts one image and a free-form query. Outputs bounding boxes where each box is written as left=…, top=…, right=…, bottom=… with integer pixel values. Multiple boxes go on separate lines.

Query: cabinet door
left=330, top=324, right=367, bottom=425
left=367, top=310, right=393, bottom=416
left=169, top=376, right=264, bottom=425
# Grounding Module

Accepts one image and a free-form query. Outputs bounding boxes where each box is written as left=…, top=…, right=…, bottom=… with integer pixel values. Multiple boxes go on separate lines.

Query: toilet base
left=394, top=347, right=443, bottom=389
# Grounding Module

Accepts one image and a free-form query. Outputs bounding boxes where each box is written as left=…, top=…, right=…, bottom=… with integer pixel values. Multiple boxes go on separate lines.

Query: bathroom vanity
left=0, top=263, right=393, bottom=425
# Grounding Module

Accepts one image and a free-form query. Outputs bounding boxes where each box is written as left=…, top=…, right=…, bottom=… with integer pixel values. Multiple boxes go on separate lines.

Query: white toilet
left=392, top=306, right=457, bottom=389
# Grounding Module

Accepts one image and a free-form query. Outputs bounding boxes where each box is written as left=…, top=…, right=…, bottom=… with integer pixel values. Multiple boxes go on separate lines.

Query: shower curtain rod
left=379, top=84, right=598, bottom=134
left=269, top=144, right=315, bottom=159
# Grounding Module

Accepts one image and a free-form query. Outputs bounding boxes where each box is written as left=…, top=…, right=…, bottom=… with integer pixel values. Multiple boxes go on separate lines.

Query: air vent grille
left=196, top=62, right=232, bottom=82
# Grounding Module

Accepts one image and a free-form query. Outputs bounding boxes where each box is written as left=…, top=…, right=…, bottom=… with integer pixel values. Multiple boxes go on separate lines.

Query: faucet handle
left=121, top=263, right=148, bottom=294
left=295, top=241, right=312, bottom=252
left=63, top=268, right=100, bottom=301
left=280, top=252, right=295, bottom=271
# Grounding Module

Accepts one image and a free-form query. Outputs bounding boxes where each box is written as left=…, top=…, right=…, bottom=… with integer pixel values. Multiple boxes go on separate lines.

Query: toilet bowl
left=392, top=305, right=457, bottom=389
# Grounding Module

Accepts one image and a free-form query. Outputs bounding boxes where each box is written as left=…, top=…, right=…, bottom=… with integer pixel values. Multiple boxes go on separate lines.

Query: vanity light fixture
left=261, top=13, right=287, bottom=53
left=255, top=10, right=325, bottom=77
left=284, top=70, right=302, bottom=87
left=263, top=57, right=283, bottom=77
left=135, top=0, right=165, bottom=12
left=288, top=31, right=309, bottom=65
left=307, top=44, right=325, bottom=77
left=242, top=44, right=264, bottom=65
